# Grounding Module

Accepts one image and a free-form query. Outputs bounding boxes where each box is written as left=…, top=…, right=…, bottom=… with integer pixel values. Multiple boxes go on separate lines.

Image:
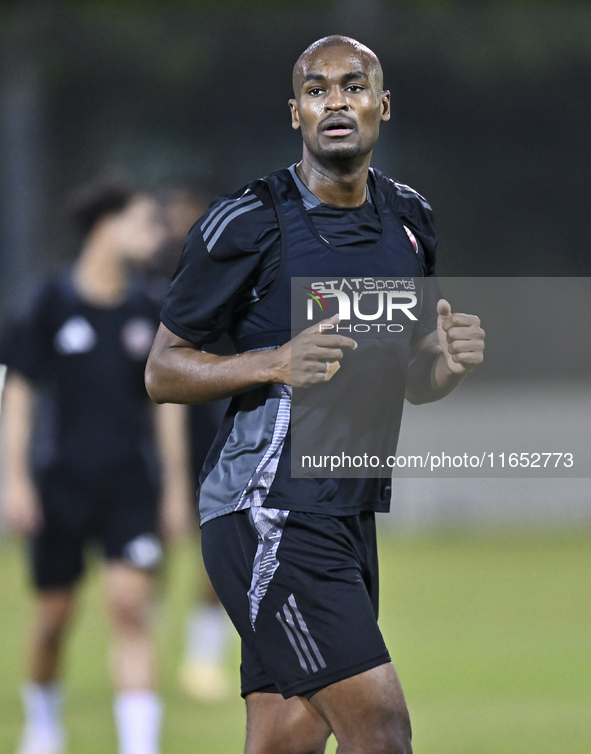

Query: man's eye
left=346, top=85, right=364, bottom=92
left=308, top=88, right=323, bottom=96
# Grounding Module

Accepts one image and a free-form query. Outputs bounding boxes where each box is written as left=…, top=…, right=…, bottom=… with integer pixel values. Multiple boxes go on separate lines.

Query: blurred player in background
left=149, top=185, right=233, bottom=701
left=0, top=179, right=192, bottom=754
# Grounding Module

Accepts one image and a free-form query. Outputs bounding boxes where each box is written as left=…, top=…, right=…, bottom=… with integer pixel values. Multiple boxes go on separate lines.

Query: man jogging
left=146, top=36, right=484, bottom=754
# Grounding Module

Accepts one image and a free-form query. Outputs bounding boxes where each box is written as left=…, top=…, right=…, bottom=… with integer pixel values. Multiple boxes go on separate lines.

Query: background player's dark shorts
left=201, top=508, right=391, bottom=700
left=30, top=462, right=161, bottom=590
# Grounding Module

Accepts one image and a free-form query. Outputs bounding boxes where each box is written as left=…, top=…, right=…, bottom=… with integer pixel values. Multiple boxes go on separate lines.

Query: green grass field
left=1, top=528, right=590, bottom=753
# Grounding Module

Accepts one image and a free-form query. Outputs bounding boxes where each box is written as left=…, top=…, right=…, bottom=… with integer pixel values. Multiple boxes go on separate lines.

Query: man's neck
left=296, top=150, right=371, bottom=207
left=72, top=237, right=128, bottom=307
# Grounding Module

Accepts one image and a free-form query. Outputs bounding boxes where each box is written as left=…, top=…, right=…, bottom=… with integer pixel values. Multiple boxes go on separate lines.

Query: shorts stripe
left=275, top=594, right=327, bottom=674
left=287, top=594, right=327, bottom=670
left=282, top=603, right=319, bottom=673
left=276, top=612, right=310, bottom=673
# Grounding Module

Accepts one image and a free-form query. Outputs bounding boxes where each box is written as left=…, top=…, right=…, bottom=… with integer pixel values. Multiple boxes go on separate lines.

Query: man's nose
left=325, top=86, right=348, bottom=110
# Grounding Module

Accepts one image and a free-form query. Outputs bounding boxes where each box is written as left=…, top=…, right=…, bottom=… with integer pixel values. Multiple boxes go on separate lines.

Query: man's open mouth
left=321, top=119, right=356, bottom=137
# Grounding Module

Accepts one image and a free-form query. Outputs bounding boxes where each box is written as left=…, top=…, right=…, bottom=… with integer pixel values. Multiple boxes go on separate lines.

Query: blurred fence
left=1, top=0, right=591, bottom=315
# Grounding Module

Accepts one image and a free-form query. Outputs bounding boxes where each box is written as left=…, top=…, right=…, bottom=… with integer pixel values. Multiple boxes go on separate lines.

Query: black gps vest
left=198, top=167, right=431, bottom=523
left=233, top=167, right=425, bottom=353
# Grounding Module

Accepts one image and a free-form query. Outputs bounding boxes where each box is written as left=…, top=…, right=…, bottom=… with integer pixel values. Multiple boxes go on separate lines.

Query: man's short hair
left=293, top=35, right=383, bottom=95
left=68, top=177, right=138, bottom=236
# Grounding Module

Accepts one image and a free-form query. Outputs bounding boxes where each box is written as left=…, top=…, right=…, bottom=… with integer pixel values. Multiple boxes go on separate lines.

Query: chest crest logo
left=403, top=225, right=419, bottom=253
left=121, top=317, right=156, bottom=360
left=54, top=316, right=97, bottom=355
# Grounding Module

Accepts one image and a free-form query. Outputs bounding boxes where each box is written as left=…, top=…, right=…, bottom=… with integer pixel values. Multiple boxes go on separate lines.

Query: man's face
left=289, top=45, right=390, bottom=162
left=163, top=191, right=209, bottom=244
left=111, top=195, right=167, bottom=265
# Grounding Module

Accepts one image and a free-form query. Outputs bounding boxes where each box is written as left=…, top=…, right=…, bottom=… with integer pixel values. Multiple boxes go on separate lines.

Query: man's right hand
left=273, top=314, right=358, bottom=387
left=3, top=477, right=42, bottom=536
left=145, top=319, right=357, bottom=404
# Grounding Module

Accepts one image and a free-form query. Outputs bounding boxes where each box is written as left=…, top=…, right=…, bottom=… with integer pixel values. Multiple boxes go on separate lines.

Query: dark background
left=1, top=0, right=590, bottom=318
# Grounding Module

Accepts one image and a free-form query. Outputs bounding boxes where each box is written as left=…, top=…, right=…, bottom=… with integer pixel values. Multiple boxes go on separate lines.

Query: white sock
left=113, top=691, right=162, bottom=754
left=185, top=604, right=231, bottom=665
left=21, top=682, right=64, bottom=741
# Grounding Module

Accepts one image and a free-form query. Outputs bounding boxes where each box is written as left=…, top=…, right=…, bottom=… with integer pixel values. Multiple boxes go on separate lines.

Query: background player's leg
left=17, top=588, right=76, bottom=754
left=179, top=577, right=233, bottom=701
left=179, top=398, right=233, bottom=701
left=28, top=588, right=77, bottom=684
left=309, top=663, right=412, bottom=754
left=244, top=692, right=331, bottom=754
left=104, top=563, right=161, bottom=754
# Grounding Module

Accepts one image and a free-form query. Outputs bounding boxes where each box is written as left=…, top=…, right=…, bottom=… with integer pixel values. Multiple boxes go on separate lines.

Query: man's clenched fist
left=436, top=299, right=485, bottom=376
left=275, top=314, right=358, bottom=387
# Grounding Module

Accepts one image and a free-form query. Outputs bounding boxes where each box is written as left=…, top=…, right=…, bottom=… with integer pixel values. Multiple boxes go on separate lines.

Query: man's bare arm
left=1, top=372, right=43, bottom=535
left=153, top=402, right=194, bottom=542
left=145, top=315, right=357, bottom=404
left=406, top=299, right=485, bottom=405
left=145, top=323, right=278, bottom=404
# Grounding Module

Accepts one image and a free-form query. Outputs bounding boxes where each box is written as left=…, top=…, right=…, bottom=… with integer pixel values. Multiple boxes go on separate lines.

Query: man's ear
left=288, top=98, right=301, bottom=130
left=381, top=90, right=391, bottom=122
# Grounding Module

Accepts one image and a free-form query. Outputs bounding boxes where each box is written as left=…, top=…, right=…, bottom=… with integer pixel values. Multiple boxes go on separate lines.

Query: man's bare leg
left=16, top=588, right=76, bottom=754
left=104, top=563, right=161, bottom=754
left=28, top=589, right=77, bottom=684
left=310, top=663, right=412, bottom=754
left=242, top=663, right=410, bottom=754
left=245, top=692, right=331, bottom=754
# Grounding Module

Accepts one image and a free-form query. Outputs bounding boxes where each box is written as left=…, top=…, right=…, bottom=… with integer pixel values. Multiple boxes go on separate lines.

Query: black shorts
left=201, top=508, right=390, bottom=700
left=30, top=463, right=161, bottom=591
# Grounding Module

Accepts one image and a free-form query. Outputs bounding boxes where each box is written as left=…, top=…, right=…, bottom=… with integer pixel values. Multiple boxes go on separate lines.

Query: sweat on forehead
left=292, top=35, right=383, bottom=93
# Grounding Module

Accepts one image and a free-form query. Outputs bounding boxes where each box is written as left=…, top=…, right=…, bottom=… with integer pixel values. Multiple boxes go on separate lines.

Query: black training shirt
left=160, top=166, right=439, bottom=523
left=1, top=275, right=160, bottom=481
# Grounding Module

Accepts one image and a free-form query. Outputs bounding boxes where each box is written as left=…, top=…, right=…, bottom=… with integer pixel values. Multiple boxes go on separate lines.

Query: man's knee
left=105, top=564, right=153, bottom=632
left=108, top=591, right=149, bottom=631
left=372, top=719, right=412, bottom=754
left=247, top=742, right=326, bottom=754
left=335, top=714, right=412, bottom=754
left=35, top=620, right=67, bottom=651
left=311, top=664, right=412, bottom=754
left=33, top=590, right=76, bottom=648
left=380, top=705, right=412, bottom=754
left=245, top=692, right=331, bottom=754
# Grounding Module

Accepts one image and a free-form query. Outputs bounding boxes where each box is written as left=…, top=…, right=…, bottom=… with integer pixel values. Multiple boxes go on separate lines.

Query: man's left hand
left=436, top=298, right=485, bottom=376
